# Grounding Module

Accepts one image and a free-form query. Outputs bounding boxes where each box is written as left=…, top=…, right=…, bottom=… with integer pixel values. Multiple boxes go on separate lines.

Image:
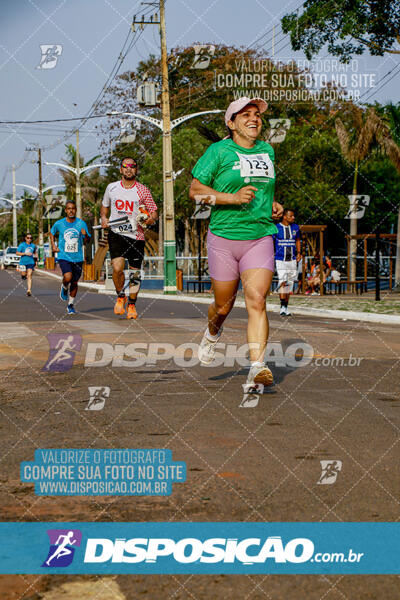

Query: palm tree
left=335, top=105, right=400, bottom=280
left=57, top=144, right=106, bottom=253
left=81, top=168, right=106, bottom=252
left=58, top=144, right=101, bottom=201
left=19, top=188, right=37, bottom=234
left=379, top=103, right=400, bottom=287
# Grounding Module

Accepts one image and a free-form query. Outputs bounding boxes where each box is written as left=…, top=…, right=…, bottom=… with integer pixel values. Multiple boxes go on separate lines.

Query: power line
left=0, top=129, right=100, bottom=137
left=248, top=2, right=304, bottom=50
left=0, top=6, right=151, bottom=190
left=0, top=114, right=114, bottom=125
left=81, top=28, right=134, bottom=123
left=359, top=63, right=400, bottom=103
left=80, top=3, right=154, bottom=124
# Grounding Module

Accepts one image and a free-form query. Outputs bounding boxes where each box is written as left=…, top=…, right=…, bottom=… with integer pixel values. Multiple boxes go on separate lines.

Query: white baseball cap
left=224, top=96, right=268, bottom=125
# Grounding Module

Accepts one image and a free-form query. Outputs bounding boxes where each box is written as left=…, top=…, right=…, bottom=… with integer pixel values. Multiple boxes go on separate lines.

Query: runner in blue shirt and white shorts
left=16, top=233, right=38, bottom=296
left=273, top=208, right=301, bottom=316
left=50, top=201, right=90, bottom=314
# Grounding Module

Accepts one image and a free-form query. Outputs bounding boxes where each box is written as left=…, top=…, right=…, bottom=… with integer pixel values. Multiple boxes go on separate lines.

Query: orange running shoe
left=127, top=302, right=137, bottom=320
left=114, top=295, right=127, bottom=315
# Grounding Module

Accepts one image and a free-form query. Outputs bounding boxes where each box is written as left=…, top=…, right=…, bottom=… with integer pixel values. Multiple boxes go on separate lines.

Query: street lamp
left=0, top=197, right=24, bottom=246
left=108, top=109, right=223, bottom=293
left=15, top=183, right=65, bottom=245
left=44, top=161, right=111, bottom=219
left=16, top=183, right=65, bottom=195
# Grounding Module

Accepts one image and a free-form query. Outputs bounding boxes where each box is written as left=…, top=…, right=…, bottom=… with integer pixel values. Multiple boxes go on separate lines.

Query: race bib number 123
left=237, top=153, right=274, bottom=179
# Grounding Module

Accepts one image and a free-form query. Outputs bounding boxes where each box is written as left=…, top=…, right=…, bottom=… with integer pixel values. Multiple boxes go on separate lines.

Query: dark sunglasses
left=122, top=163, right=136, bottom=168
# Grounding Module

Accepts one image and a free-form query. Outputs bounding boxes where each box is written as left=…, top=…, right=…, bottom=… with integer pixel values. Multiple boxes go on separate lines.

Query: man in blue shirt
left=50, top=201, right=90, bottom=314
left=273, top=208, right=301, bottom=316
left=16, top=233, right=38, bottom=296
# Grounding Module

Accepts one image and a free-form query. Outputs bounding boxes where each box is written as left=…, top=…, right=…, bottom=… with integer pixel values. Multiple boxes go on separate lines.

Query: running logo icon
left=240, top=383, right=264, bottom=408
left=267, top=119, right=291, bottom=143
left=43, top=334, right=82, bottom=372
left=86, top=386, right=110, bottom=411
left=37, top=45, right=63, bottom=69
left=192, top=195, right=215, bottom=220
left=317, top=460, right=342, bottom=485
left=42, top=529, right=82, bottom=567
left=345, top=195, right=370, bottom=220
left=191, top=45, right=215, bottom=69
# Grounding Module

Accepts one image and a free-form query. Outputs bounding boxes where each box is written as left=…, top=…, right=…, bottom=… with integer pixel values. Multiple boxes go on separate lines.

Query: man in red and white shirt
left=101, top=157, right=158, bottom=319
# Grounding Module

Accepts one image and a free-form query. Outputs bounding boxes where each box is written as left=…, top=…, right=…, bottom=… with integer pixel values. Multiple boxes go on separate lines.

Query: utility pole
left=38, top=148, right=44, bottom=246
left=159, top=0, right=176, bottom=293
left=349, top=162, right=359, bottom=281
left=76, top=129, right=82, bottom=218
left=25, top=146, right=43, bottom=246
left=375, top=230, right=381, bottom=301
left=131, top=1, right=176, bottom=292
left=12, top=165, right=17, bottom=246
left=395, top=207, right=400, bottom=289
left=128, top=2, right=222, bottom=293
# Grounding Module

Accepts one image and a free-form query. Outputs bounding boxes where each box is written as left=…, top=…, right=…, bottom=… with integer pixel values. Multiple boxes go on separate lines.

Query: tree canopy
left=281, top=0, right=400, bottom=62
left=1, top=44, right=400, bottom=256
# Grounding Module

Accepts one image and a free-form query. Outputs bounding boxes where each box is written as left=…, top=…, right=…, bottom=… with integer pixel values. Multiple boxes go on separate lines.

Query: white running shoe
left=247, top=363, right=274, bottom=387
left=285, top=306, right=292, bottom=316
left=198, top=327, right=223, bottom=365
left=280, top=306, right=286, bottom=316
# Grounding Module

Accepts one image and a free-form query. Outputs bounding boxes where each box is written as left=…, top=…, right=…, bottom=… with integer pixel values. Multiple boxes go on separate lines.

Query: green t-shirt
left=191, top=138, right=277, bottom=240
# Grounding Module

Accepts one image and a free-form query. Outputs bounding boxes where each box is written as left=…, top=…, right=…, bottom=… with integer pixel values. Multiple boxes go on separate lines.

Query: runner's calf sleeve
left=129, top=269, right=141, bottom=295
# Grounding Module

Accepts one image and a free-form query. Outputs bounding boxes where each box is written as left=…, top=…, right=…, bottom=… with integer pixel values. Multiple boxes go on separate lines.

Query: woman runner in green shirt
left=190, top=97, right=283, bottom=387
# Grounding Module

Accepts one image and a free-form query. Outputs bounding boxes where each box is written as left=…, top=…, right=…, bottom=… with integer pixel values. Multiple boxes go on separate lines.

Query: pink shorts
left=207, top=230, right=274, bottom=282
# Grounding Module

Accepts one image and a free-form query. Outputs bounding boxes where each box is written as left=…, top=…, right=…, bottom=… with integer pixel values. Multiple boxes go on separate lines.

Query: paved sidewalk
left=37, top=269, right=400, bottom=325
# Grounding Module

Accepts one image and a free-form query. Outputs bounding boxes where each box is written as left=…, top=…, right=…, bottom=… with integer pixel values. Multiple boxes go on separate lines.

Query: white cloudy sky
left=0, top=0, right=398, bottom=196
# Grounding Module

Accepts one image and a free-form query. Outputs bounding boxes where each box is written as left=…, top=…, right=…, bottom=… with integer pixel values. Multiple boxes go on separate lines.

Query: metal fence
left=140, top=255, right=393, bottom=278
left=104, top=255, right=394, bottom=278
left=103, top=254, right=395, bottom=293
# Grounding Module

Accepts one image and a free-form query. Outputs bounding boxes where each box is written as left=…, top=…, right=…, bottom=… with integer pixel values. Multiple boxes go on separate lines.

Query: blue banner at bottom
left=0, top=522, right=399, bottom=574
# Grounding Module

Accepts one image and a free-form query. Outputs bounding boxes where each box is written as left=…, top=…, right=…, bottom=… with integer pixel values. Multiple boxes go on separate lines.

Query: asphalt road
left=0, top=269, right=399, bottom=599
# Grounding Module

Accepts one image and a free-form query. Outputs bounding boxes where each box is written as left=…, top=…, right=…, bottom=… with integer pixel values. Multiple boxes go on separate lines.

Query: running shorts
left=58, top=259, right=83, bottom=282
left=108, top=230, right=145, bottom=269
left=207, top=230, right=274, bottom=281
left=276, top=259, right=297, bottom=293
left=17, top=263, right=35, bottom=273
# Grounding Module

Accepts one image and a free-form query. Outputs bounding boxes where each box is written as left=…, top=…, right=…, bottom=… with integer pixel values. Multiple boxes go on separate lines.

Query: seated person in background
left=308, top=253, right=331, bottom=295
left=311, top=253, right=331, bottom=273
left=330, top=265, right=341, bottom=282
left=296, top=256, right=303, bottom=294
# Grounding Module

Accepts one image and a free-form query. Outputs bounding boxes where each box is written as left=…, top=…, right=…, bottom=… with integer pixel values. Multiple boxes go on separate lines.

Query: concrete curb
left=36, top=269, right=104, bottom=291
left=36, top=269, right=400, bottom=325
left=132, top=293, right=400, bottom=324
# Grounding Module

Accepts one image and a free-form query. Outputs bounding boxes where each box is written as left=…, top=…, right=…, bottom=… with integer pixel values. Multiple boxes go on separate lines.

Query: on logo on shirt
left=115, top=199, right=136, bottom=213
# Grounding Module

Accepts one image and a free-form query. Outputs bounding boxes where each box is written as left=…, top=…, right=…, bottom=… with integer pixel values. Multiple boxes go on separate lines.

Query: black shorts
left=58, top=259, right=83, bottom=282
left=108, top=230, right=145, bottom=269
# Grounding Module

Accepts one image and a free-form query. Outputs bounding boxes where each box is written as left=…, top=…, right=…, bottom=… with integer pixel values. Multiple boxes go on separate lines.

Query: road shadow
left=207, top=337, right=311, bottom=393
